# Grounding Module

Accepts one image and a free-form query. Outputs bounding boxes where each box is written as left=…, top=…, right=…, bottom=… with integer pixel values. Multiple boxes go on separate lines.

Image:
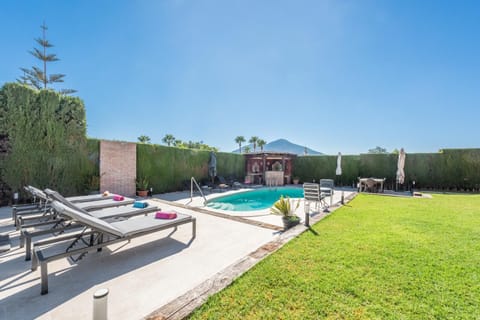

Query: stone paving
left=0, top=188, right=354, bottom=320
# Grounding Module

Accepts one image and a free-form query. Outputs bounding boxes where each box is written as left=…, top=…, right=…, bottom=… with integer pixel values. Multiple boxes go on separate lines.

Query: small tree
left=137, top=135, right=151, bottom=144
left=244, top=145, right=251, bottom=153
left=368, top=146, right=388, bottom=154
left=18, top=22, right=76, bottom=94
left=162, top=134, right=175, bottom=146
left=257, top=139, right=267, bottom=151
left=249, top=136, right=259, bottom=152
left=234, top=136, right=246, bottom=153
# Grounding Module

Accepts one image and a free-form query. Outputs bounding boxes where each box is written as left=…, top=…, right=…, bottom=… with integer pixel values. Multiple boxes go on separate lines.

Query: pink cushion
left=113, top=195, right=124, bottom=201
left=155, top=211, right=177, bottom=219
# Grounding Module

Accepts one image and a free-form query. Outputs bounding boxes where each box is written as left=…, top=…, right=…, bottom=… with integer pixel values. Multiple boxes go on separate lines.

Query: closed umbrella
left=396, top=148, right=406, bottom=184
left=208, top=151, right=217, bottom=183
left=335, top=152, right=342, bottom=176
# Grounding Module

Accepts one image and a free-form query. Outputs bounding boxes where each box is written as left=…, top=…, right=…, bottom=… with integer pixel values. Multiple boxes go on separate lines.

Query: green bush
left=293, top=155, right=360, bottom=186
left=0, top=83, right=91, bottom=197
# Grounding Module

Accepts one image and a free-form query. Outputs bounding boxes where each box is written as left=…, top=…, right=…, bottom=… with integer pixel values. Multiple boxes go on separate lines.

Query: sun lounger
left=21, top=194, right=158, bottom=261
left=14, top=186, right=121, bottom=227
left=32, top=201, right=196, bottom=294
left=16, top=188, right=134, bottom=227
left=12, top=186, right=52, bottom=226
left=44, top=188, right=134, bottom=211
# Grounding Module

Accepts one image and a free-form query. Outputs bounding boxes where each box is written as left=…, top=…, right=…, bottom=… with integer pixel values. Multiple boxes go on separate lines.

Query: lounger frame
left=31, top=202, right=196, bottom=295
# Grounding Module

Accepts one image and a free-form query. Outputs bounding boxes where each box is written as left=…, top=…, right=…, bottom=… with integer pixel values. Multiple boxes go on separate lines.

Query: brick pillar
left=99, top=140, right=136, bottom=197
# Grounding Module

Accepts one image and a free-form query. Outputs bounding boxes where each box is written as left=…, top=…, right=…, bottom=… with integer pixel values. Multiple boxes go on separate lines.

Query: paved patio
left=0, top=188, right=353, bottom=319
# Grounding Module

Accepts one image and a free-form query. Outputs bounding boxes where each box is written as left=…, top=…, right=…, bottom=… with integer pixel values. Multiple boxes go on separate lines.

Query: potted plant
left=270, top=196, right=300, bottom=230
left=136, top=176, right=149, bottom=197
left=293, top=177, right=300, bottom=185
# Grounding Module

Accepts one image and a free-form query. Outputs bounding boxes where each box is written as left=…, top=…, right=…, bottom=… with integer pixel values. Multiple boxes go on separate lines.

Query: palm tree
left=162, top=134, right=175, bottom=146
left=137, top=135, right=151, bottom=144
left=257, top=139, right=267, bottom=152
left=234, top=136, right=246, bottom=153
left=243, top=145, right=251, bottom=153
left=249, top=136, right=259, bottom=152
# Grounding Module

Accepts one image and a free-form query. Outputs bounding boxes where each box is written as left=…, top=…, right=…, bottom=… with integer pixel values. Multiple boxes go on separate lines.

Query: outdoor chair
left=32, top=201, right=196, bottom=295
left=20, top=190, right=158, bottom=261
left=319, top=179, right=335, bottom=206
left=303, top=182, right=327, bottom=212
left=365, top=178, right=377, bottom=193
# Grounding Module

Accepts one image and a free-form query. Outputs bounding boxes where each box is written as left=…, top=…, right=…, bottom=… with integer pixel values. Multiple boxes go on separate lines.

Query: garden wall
left=99, top=140, right=136, bottom=196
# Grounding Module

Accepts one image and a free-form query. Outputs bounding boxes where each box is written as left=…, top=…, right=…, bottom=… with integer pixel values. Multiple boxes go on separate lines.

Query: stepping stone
left=0, top=234, right=11, bottom=253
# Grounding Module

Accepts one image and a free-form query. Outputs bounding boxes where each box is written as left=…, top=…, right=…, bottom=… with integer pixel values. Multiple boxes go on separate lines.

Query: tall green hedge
left=294, top=150, right=480, bottom=191
left=137, top=144, right=244, bottom=193
left=0, top=83, right=93, bottom=197
left=293, top=155, right=360, bottom=187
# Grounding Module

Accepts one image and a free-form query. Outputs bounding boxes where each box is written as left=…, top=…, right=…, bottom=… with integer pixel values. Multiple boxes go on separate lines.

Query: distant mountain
left=232, top=138, right=322, bottom=155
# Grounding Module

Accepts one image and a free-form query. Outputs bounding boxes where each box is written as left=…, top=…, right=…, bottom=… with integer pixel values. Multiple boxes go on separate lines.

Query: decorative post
left=304, top=201, right=310, bottom=227
left=93, top=288, right=109, bottom=320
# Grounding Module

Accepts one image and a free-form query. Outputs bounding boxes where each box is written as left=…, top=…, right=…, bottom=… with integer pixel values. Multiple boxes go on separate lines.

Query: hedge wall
left=293, top=150, right=480, bottom=191
left=137, top=144, right=244, bottom=193
left=0, top=83, right=94, bottom=198
left=293, top=155, right=360, bottom=187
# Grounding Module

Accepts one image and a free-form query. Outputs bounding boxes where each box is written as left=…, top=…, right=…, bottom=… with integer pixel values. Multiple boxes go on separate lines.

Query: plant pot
left=282, top=216, right=300, bottom=230
left=137, top=190, right=148, bottom=197
left=293, top=179, right=300, bottom=185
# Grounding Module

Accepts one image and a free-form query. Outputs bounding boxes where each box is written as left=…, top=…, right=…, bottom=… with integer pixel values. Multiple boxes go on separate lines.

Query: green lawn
left=189, top=194, right=480, bottom=319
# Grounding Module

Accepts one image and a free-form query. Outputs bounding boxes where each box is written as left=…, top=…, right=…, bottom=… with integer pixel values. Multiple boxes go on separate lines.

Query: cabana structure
left=244, top=152, right=296, bottom=186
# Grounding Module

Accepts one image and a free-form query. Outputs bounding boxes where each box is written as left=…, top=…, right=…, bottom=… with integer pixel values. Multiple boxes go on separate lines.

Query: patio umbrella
left=335, top=152, right=342, bottom=176
left=396, top=148, right=406, bottom=184
left=208, top=151, right=217, bottom=183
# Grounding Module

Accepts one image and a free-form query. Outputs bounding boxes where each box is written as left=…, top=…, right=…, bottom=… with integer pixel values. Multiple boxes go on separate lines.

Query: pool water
left=206, top=187, right=304, bottom=211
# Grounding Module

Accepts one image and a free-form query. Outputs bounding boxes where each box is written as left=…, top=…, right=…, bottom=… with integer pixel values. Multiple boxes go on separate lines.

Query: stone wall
left=99, top=140, right=136, bottom=197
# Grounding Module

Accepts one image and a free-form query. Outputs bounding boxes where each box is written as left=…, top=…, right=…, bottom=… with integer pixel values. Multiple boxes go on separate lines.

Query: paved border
left=145, top=192, right=358, bottom=320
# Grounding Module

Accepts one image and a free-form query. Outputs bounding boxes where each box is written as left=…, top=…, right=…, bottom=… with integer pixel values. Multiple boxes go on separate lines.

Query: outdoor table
left=358, top=178, right=385, bottom=193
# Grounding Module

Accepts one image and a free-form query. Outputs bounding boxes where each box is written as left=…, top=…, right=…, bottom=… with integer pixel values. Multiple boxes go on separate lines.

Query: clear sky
left=1, top=1, right=479, bottom=155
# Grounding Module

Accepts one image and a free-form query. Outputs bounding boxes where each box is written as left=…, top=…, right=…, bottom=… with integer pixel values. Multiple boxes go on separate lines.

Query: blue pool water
left=206, top=187, right=304, bottom=211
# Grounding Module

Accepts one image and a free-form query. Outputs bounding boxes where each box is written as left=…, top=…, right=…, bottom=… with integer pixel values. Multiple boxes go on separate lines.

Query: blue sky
left=1, top=1, right=479, bottom=155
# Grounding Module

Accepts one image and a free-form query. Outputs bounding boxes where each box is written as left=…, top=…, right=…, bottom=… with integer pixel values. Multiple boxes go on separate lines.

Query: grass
left=189, top=194, right=480, bottom=319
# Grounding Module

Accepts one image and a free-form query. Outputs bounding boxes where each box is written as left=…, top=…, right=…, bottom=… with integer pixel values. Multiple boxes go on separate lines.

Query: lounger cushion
left=66, top=193, right=114, bottom=203
left=92, top=205, right=157, bottom=220
left=45, top=189, right=91, bottom=214
left=51, top=201, right=124, bottom=237
left=45, top=189, right=134, bottom=211
left=111, top=213, right=191, bottom=237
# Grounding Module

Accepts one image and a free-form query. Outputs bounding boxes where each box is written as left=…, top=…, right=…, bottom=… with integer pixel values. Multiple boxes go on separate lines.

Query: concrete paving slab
left=0, top=187, right=356, bottom=320
left=0, top=201, right=277, bottom=320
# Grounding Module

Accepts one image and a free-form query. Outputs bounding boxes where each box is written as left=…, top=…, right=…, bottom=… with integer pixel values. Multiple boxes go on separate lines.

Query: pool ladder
left=266, top=179, right=278, bottom=191
left=190, top=177, right=207, bottom=205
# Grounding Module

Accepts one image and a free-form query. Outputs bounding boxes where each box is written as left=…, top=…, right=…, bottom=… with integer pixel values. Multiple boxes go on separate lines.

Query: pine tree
left=18, top=22, right=76, bottom=95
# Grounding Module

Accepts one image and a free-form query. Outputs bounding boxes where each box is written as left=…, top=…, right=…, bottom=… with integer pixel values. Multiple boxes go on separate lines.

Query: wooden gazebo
left=244, top=152, right=296, bottom=185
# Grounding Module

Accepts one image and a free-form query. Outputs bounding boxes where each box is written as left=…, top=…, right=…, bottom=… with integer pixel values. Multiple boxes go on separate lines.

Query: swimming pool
left=206, top=187, right=304, bottom=211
